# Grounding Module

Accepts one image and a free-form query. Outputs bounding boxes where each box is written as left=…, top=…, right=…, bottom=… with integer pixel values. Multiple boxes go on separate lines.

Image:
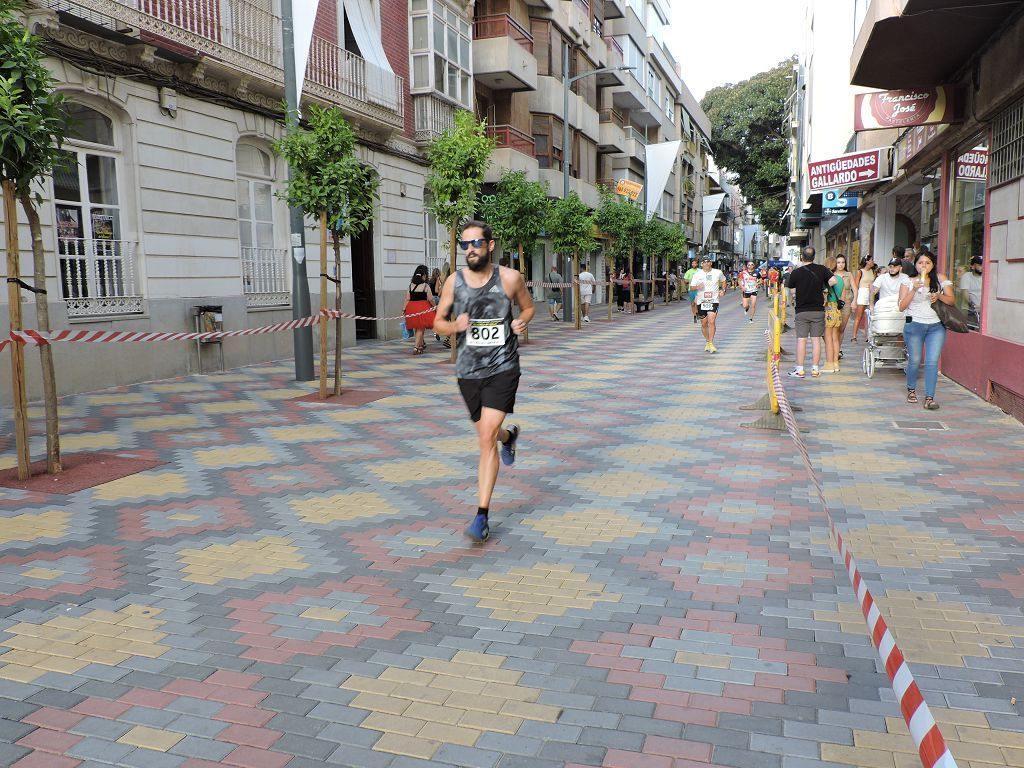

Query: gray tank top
left=452, top=267, right=519, bottom=379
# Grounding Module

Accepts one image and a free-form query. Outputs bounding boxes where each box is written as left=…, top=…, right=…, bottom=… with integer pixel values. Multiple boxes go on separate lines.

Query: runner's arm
left=506, top=268, right=535, bottom=334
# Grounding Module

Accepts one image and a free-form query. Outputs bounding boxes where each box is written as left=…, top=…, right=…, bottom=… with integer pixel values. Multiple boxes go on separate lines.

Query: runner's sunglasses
left=457, top=238, right=491, bottom=250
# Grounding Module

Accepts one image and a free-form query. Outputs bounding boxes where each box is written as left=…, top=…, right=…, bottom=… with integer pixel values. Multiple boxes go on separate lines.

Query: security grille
left=990, top=95, right=1024, bottom=186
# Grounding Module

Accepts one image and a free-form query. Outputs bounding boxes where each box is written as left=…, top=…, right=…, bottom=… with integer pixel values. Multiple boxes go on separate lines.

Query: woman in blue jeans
left=897, top=251, right=954, bottom=410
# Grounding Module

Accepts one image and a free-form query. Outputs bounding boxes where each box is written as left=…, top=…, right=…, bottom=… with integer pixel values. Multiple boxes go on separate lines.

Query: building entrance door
left=351, top=225, right=376, bottom=340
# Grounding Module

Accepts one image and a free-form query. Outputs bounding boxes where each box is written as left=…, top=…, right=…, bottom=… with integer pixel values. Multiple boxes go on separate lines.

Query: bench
left=633, top=296, right=653, bottom=312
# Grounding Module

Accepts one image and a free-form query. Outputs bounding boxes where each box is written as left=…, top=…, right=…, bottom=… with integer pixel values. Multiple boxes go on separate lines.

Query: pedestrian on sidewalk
left=404, top=265, right=436, bottom=355
left=689, top=256, right=726, bottom=353
left=668, top=270, right=678, bottom=301
left=578, top=262, right=595, bottom=323
left=851, top=254, right=877, bottom=343
left=823, top=255, right=844, bottom=373
left=617, top=268, right=631, bottom=313
left=834, top=254, right=854, bottom=361
left=433, top=220, right=534, bottom=542
left=898, top=250, right=953, bottom=410
left=547, top=262, right=563, bottom=321
left=787, top=246, right=837, bottom=378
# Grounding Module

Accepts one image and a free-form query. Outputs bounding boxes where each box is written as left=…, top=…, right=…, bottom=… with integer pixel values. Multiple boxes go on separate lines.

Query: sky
left=668, top=0, right=805, bottom=102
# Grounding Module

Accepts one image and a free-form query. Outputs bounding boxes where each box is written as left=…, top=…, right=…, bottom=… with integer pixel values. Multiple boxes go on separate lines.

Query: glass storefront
left=919, top=163, right=942, bottom=254
left=949, top=134, right=988, bottom=329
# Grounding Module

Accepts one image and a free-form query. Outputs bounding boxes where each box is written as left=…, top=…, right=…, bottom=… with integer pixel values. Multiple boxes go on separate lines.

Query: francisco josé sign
left=854, top=86, right=959, bottom=131
left=808, top=149, right=891, bottom=192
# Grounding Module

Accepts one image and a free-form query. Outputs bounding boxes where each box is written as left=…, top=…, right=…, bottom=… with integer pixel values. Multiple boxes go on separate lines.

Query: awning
left=851, top=0, right=1023, bottom=89
left=701, top=194, right=726, bottom=247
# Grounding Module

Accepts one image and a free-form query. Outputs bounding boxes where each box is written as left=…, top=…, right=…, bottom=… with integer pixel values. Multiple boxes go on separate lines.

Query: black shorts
left=742, top=291, right=758, bottom=298
left=458, top=370, right=521, bottom=422
left=697, top=302, right=720, bottom=318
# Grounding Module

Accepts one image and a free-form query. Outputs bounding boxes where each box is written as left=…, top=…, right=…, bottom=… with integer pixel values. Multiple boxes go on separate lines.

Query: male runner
left=689, top=256, right=726, bottom=353
left=434, top=220, right=534, bottom=542
left=739, top=260, right=760, bottom=322
left=683, top=258, right=700, bottom=324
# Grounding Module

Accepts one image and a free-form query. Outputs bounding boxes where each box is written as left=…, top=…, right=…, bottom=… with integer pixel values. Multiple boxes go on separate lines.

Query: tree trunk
left=333, top=231, right=342, bottom=396
left=607, top=250, right=613, bottom=322
left=573, top=252, right=581, bottom=330
left=628, top=245, right=635, bottom=313
left=19, top=191, right=61, bottom=474
left=448, top=227, right=457, bottom=363
left=318, top=212, right=328, bottom=400
left=3, top=180, right=31, bottom=479
left=518, top=242, right=528, bottom=344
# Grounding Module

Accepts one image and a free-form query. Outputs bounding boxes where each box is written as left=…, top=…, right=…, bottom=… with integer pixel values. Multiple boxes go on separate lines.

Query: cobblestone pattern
left=0, top=299, right=1022, bottom=768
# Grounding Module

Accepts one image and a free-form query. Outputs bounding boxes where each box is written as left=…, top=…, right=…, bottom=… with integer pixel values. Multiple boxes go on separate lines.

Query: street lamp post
left=560, top=48, right=633, bottom=320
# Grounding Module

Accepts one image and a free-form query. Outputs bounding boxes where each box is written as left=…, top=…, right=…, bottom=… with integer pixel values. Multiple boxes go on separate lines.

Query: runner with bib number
left=740, top=260, right=760, bottom=323
left=689, top=256, right=727, bottom=353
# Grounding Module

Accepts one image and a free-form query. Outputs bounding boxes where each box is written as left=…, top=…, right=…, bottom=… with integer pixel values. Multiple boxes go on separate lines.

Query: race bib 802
left=467, top=319, right=506, bottom=347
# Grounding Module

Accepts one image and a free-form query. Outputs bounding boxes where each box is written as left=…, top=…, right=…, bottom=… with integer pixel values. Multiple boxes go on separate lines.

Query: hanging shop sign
left=854, top=86, right=960, bottom=131
left=615, top=178, right=643, bottom=200
left=955, top=148, right=988, bottom=181
left=808, top=149, right=891, bottom=192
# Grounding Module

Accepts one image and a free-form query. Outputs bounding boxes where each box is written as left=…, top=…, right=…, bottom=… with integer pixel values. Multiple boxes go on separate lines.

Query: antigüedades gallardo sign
left=808, top=149, right=891, bottom=192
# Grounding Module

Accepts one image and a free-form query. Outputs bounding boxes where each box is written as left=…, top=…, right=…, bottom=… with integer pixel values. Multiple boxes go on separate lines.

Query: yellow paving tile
left=86, top=393, right=149, bottom=405
left=61, top=432, right=122, bottom=451
left=289, top=491, right=397, bottom=525
left=378, top=668, right=436, bottom=687
left=674, top=650, right=733, bottom=669
left=177, top=536, right=307, bottom=584
left=443, top=692, right=507, bottom=713
left=371, top=733, right=439, bottom=760
left=132, top=415, right=200, bottom=431
left=390, top=684, right=449, bottom=705
left=267, top=425, right=337, bottom=442
left=0, top=510, right=69, bottom=545
left=361, top=712, right=425, bottom=737
left=117, top=726, right=186, bottom=751
left=349, top=692, right=413, bottom=716
left=200, top=400, right=262, bottom=414
left=21, top=567, right=63, bottom=580
left=838, top=524, right=979, bottom=567
left=299, top=607, right=350, bottom=623
left=369, top=459, right=458, bottom=483
left=193, top=445, right=276, bottom=468
left=150, top=382, right=210, bottom=393
left=498, top=700, right=562, bottom=721
left=0, top=664, right=45, bottom=682
left=416, top=722, right=478, bottom=747
left=254, top=387, right=315, bottom=400
left=93, top=472, right=190, bottom=501
left=821, top=744, right=896, bottom=768
left=458, top=710, right=523, bottom=734
left=569, top=470, right=670, bottom=498
left=404, top=702, right=465, bottom=726
left=340, top=676, right=398, bottom=695
left=524, top=509, right=656, bottom=546
left=454, top=564, right=620, bottom=622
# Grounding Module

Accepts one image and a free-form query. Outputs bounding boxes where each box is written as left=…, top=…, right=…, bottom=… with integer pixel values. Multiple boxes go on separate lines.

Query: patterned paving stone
left=0, top=298, right=1022, bottom=767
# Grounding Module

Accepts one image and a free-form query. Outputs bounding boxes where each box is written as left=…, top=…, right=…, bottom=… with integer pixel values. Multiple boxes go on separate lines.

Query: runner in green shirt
left=683, top=259, right=700, bottom=324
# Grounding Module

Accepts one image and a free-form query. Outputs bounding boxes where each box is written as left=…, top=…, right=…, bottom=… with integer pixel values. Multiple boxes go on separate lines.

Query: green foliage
left=638, top=217, right=688, bottom=263
left=700, top=57, right=794, bottom=236
left=594, top=188, right=644, bottom=260
left=273, top=104, right=378, bottom=239
left=0, top=0, right=68, bottom=196
left=425, top=110, right=494, bottom=231
left=479, top=169, right=549, bottom=258
left=545, top=192, right=596, bottom=257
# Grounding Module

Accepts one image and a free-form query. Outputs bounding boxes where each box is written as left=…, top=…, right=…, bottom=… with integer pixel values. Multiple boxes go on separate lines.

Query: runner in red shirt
left=739, top=260, right=760, bottom=323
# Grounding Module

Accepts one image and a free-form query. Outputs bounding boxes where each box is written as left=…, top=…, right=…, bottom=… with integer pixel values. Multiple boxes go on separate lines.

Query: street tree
left=274, top=104, right=378, bottom=398
left=479, top=168, right=549, bottom=273
left=594, top=189, right=645, bottom=316
left=546, top=192, right=597, bottom=328
left=0, top=0, right=70, bottom=477
left=424, top=110, right=493, bottom=358
left=701, top=57, right=794, bottom=235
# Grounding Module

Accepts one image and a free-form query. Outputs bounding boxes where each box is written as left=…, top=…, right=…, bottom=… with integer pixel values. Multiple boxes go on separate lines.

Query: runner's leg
left=706, top=312, right=717, bottom=344
left=749, top=294, right=757, bottom=320
left=475, top=407, right=509, bottom=510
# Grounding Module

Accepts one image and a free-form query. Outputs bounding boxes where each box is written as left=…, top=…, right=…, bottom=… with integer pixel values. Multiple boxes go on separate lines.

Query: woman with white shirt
left=897, top=250, right=955, bottom=410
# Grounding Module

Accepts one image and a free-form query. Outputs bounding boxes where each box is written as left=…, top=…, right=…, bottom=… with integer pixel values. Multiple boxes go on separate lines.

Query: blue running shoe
left=466, top=514, right=489, bottom=542
left=500, top=424, right=520, bottom=466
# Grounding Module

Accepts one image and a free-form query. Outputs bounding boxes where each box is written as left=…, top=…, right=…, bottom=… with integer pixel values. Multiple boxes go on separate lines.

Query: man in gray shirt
left=434, top=220, right=535, bottom=542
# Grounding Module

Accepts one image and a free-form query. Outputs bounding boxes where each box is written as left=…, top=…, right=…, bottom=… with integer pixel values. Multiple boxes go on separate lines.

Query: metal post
left=561, top=44, right=573, bottom=323
left=282, top=0, right=314, bottom=381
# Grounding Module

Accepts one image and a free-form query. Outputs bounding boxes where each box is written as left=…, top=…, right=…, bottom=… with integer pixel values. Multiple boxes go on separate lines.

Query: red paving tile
left=213, top=704, right=276, bottom=727
left=71, top=698, right=132, bottom=719
left=221, top=745, right=293, bottom=768
left=12, top=754, right=82, bottom=768
left=204, top=670, right=262, bottom=689
left=604, top=749, right=673, bottom=768
left=22, top=708, right=86, bottom=730
left=217, top=723, right=283, bottom=749
left=16, top=728, right=83, bottom=753
left=644, top=735, right=713, bottom=761
left=653, top=704, right=719, bottom=727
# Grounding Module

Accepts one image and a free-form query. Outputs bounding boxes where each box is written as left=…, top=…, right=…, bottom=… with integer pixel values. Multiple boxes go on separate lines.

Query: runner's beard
left=466, top=253, right=490, bottom=272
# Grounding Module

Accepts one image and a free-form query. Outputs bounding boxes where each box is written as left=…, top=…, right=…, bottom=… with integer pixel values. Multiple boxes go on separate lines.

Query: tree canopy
left=546, top=192, right=596, bottom=257
left=594, top=189, right=645, bottom=262
left=479, top=169, right=549, bottom=261
left=273, top=104, right=377, bottom=239
left=425, top=110, right=494, bottom=233
left=700, top=57, right=794, bottom=236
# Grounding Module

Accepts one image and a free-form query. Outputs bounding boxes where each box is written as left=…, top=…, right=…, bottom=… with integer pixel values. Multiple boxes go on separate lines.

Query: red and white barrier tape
left=768, top=351, right=958, bottom=768
left=4, top=306, right=438, bottom=349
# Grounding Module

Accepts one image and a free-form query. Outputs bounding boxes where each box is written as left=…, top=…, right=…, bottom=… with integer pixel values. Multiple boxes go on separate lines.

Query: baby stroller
left=862, top=295, right=907, bottom=378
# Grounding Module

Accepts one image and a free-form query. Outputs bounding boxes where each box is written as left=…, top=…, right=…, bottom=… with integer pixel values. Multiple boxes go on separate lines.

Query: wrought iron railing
left=241, top=247, right=289, bottom=307
left=473, top=13, right=534, bottom=53
left=485, top=124, right=535, bottom=157
left=414, top=95, right=458, bottom=142
left=58, top=238, right=143, bottom=316
left=38, top=0, right=404, bottom=127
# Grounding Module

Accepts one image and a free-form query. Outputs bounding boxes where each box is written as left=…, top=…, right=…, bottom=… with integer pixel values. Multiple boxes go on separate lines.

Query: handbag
left=934, top=300, right=970, bottom=333
left=827, top=284, right=845, bottom=310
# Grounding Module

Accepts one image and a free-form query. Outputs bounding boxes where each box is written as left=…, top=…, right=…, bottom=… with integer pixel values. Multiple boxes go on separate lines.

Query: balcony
left=596, top=38, right=628, bottom=87
left=472, top=15, right=537, bottom=92
left=241, top=247, right=289, bottom=308
left=58, top=238, right=143, bottom=317
left=598, top=108, right=626, bottom=153
left=35, top=0, right=405, bottom=132
left=610, top=67, right=647, bottom=112
left=625, top=126, right=647, bottom=163
left=413, top=94, right=458, bottom=144
left=484, top=124, right=539, bottom=183
left=603, top=0, right=624, bottom=21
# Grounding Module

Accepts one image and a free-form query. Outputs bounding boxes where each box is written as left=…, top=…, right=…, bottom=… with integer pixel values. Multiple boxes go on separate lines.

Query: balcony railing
left=604, top=36, right=624, bottom=60
left=473, top=14, right=534, bottom=53
left=599, top=108, right=624, bottom=127
left=485, top=124, right=535, bottom=157
left=38, top=0, right=404, bottom=128
left=241, top=247, right=290, bottom=308
left=58, top=238, right=143, bottom=317
left=626, top=126, right=648, bottom=145
left=414, top=95, right=458, bottom=142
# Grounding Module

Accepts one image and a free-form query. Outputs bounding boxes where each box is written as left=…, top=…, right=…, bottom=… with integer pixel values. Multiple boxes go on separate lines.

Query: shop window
left=950, top=134, right=988, bottom=330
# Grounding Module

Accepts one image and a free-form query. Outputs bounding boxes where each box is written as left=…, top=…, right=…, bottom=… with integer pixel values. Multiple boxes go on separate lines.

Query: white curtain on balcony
left=343, top=0, right=399, bottom=110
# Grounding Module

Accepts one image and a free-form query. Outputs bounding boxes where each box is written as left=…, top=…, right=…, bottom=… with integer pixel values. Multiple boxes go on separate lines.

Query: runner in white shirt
left=689, top=256, right=727, bottom=353
left=739, top=261, right=760, bottom=323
